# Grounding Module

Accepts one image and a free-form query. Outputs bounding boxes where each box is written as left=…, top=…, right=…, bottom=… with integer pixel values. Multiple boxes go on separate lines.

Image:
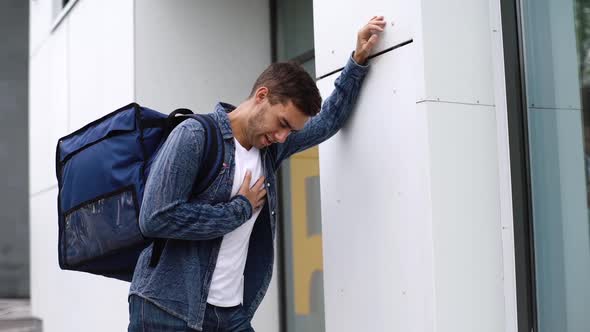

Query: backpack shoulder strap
left=188, top=113, right=225, bottom=195
left=148, top=113, right=225, bottom=268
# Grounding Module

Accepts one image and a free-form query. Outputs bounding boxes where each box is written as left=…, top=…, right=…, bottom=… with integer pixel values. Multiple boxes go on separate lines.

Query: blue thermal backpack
left=55, top=102, right=224, bottom=281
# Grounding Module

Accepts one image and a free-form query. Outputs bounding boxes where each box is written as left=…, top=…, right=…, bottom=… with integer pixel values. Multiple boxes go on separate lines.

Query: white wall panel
left=489, top=1, right=518, bottom=328
left=29, top=0, right=53, bottom=57
left=424, top=102, right=505, bottom=332
left=48, top=21, right=70, bottom=147
left=68, top=0, right=134, bottom=131
left=418, top=0, right=494, bottom=105
left=318, top=46, right=436, bottom=332
left=312, top=0, right=416, bottom=78
left=29, top=41, right=51, bottom=195
left=30, top=189, right=130, bottom=332
left=29, top=20, right=69, bottom=194
left=135, top=0, right=271, bottom=114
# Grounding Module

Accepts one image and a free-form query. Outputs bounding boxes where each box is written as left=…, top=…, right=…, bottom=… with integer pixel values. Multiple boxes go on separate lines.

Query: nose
left=274, top=129, right=290, bottom=143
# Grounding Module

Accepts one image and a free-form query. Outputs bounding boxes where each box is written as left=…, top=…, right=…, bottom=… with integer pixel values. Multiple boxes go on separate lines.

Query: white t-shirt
left=206, top=138, right=264, bottom=307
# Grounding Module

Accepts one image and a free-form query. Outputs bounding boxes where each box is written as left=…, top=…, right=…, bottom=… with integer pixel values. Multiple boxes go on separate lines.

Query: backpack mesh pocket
left=64, top=186, right=142, bottom=266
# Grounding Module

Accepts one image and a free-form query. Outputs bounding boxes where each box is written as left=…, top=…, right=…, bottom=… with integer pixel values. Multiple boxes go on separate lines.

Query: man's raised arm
left=273, top=16, right=387, bottom=165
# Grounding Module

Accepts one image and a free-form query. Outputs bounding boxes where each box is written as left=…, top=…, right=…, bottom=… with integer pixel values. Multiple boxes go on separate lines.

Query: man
left=128, top=16, right=387, bottom=332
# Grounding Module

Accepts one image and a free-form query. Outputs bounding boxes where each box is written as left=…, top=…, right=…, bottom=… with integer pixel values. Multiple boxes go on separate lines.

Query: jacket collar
left=212, top=102, right=235, bottom=140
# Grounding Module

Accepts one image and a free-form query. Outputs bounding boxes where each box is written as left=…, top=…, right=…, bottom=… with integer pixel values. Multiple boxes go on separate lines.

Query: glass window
left=273, top=0, right=325, bottom=331
left=520, top=0, right=590, bottom=330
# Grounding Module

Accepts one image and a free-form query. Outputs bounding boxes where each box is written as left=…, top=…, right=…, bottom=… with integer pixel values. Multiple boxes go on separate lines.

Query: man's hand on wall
left=353, top=16, right=387, bottom=65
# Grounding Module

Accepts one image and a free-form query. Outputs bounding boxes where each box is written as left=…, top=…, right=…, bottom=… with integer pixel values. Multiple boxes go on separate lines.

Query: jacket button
left=266, top=182, right=271, bottom=187
left=271, top=210, right=276, bottom=216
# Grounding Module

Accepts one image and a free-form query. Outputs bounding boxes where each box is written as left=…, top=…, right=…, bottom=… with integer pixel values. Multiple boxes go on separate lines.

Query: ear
left=254, top=86, right=269, bottom=104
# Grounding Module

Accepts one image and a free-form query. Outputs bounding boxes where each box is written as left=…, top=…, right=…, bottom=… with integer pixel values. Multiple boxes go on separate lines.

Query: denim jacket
left=129, top=54, right=369, bottom=331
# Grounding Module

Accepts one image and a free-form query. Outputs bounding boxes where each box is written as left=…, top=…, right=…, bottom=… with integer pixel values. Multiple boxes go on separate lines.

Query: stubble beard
left=247, top=107, right=267, bottom=149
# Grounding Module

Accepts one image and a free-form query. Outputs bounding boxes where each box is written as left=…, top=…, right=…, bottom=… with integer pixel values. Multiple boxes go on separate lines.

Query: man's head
left=243, top=62, right=322, bottom=149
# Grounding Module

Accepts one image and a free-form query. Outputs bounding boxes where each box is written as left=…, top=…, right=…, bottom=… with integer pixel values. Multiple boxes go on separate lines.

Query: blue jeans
left=128, top=295, right=255, bottom=331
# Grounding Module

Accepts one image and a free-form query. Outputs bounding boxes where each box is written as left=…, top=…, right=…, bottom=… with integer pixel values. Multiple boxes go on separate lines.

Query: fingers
left=359, top=18, right=386, bottom=40
left=252, top=187, right=267, bottom=210
left=256, top=188, right=267, bottom=206
left=354, top=16, right=386, bottom=64
left=365, top=24, right=385, bottom=33
left=257, top=188, right=267, bottom=200
left=240, top=170, right=252, bottom=191
left=239, top=173, right=267, bottom=210
left=252, top=176, right=266, bottom=209
left=371, top=24, right=386, bottom=33
left=251, top=175, right=266, bottom=190
left=365, top=34, right=379, bottom=50
left=254, top=199, right=266, bottom=210
left=369, top=16, right=386, bottom=26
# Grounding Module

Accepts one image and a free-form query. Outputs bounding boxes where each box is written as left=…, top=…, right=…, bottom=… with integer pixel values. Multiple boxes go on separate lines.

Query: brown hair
left=249, top=62, right=322, bottom=117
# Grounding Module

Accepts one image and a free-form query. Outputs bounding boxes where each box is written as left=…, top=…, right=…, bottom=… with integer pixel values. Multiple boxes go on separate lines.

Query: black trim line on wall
left=316, top=39, right=413, bottom=81
left=500, top=0, right=538, bottom=331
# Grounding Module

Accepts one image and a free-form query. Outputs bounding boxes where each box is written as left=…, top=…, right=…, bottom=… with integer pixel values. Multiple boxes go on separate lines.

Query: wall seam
left=30, top=185, right=58, bottom=198
left=416, top=99, right=495, bottom=107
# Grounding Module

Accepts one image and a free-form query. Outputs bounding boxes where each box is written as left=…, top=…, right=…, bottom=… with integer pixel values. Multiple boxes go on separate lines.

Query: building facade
left=0, top=0, right=29, bottom=299
left=27, top=0, right=590, bottom=331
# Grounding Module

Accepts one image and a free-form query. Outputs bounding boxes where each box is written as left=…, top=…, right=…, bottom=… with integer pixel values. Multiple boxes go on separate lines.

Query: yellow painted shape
left=290, top=146, right=323, bottom=315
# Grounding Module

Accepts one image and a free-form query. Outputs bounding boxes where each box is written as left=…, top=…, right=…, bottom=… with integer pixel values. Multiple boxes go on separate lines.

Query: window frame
left=270, top=0, right=319, bottom=331
left=500, top=0, right=538, bottom=330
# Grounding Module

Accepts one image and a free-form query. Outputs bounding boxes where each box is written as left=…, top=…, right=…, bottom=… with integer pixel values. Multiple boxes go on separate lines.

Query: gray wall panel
left=0, top=0, right=29, bottom=298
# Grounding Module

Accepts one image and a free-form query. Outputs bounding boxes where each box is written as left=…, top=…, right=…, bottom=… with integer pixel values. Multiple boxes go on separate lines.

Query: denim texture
left=201, top=303, right=254, bottom=332
left=129, top=54, right=368, bottom=331
left=128, top=295, right=253, bottom=332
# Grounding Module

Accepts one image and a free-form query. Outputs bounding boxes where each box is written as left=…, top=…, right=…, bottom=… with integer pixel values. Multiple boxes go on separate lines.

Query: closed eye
left=281, top=119, right=298, bottom=133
